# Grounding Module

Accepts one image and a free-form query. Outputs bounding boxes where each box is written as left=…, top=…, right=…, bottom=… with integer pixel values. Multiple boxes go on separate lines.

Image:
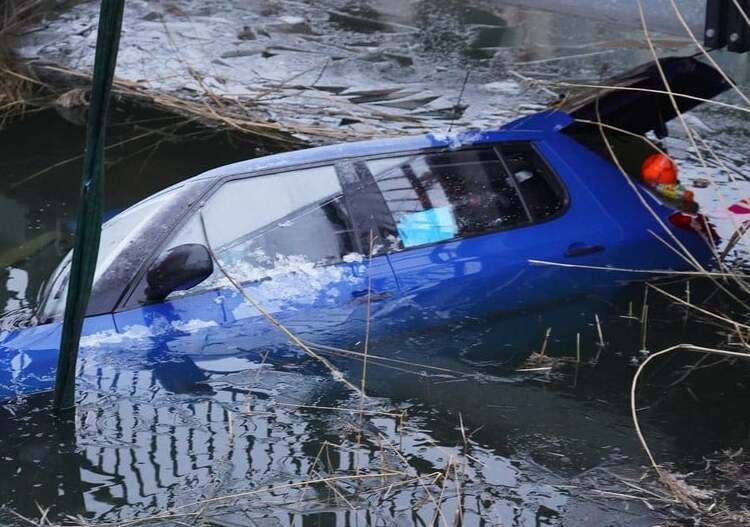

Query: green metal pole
left=53, top=0, right=125, bottom=412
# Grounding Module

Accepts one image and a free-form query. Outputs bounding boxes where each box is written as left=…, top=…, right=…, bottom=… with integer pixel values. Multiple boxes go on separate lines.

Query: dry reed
left=0, top=0, right=50, bottom=127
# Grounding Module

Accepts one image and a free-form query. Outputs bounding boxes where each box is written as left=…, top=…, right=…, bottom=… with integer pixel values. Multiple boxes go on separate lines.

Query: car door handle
left=564, top=242, right=604, bottom=258
left=351, top=289, right=391, bottom=303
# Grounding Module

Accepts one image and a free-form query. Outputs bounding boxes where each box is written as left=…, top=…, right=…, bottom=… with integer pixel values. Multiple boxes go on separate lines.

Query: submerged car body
left=0, top=57, right=727, bottom=399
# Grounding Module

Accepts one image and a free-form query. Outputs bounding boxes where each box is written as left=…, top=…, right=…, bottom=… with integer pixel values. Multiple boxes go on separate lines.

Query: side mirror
left=145, top=243, right=213, bottom=302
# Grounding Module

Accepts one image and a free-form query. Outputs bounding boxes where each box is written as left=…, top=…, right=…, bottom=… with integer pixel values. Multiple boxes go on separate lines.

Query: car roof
left=188, top=110, right=575, bottom=183
left=111, top=110, right=574, bottom=217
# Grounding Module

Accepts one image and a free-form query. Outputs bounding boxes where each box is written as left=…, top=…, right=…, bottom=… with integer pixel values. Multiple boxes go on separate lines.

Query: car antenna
left=448, top=68, right=471, bottom=134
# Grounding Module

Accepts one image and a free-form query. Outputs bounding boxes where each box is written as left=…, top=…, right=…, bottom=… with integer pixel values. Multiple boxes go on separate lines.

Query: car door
left=361, top=143, right=622, bottom=327
left=114, top=163, right=400, bottom=360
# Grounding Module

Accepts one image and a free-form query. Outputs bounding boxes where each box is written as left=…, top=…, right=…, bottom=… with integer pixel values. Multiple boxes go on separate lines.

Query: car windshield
left=38, top=186, right=183, bottom=321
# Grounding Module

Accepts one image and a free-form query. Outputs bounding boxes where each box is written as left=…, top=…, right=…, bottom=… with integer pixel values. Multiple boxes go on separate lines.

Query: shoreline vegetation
left=0, top=0, right=556, bottom=146
left=0, top=0, right=454, bottom=146
left=0, top=0, right=47, bottom=128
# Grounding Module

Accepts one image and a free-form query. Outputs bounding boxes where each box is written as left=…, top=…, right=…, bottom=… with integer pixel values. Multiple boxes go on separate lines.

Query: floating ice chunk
left=280, top=16, right=305, bottom=25
left=10, top=351, right=30, bottom=381
left=172, top=319, right=218, bottom=333
left=80, top=325, right=153, bottom=348
left=482, top=80, right=521, bottom=94
left=428, top=129, right=485, bottom=151
left=682, top=113, right=712, bottom=133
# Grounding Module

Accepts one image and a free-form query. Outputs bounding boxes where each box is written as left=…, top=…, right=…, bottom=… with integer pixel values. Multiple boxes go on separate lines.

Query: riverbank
left=13, top=0, right=550, bottom=143
left=0, top=0, right=48, bottom=127
left=5, top=0, right=707, bottom=145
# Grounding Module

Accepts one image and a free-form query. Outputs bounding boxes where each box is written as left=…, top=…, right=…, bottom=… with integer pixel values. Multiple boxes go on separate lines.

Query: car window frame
left=33, top=179, right=216, bottom=321
left=114, top=141, right=569, bottom=312
left=345, top=142, right=570, bottom=255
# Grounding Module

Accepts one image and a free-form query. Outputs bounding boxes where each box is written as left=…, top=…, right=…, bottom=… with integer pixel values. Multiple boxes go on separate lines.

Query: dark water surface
left=0, top=280, right=748, bottom=526
left=2, top=1, right=750, bottom=525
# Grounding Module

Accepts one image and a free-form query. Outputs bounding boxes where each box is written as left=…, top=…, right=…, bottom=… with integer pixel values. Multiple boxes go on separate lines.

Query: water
left=0, top=105, right=274, bottom=327
left=2, top=0, right=750, bottom=525
left=0, top=282, right=747, bottom=525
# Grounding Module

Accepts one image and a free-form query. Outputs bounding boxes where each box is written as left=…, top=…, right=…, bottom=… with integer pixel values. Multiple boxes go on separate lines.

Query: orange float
left=641, top=153, right=678, bottom=186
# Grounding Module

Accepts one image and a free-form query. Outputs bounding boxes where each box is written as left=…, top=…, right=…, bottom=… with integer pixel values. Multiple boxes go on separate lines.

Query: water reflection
left=2, top=281, right=726, bottom=526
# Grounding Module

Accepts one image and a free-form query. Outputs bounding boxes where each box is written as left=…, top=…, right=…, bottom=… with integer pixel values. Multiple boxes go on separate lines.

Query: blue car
left=0, top=57, right=727, bottom=399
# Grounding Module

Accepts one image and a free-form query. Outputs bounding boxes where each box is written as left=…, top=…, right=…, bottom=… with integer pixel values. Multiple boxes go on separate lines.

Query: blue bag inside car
left=396, top=206, right=457, bottom=248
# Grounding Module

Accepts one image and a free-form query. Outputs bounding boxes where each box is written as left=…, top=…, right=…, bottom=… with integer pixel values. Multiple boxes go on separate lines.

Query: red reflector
left=668, top=212, right=720, bottom=242
left=669, top=212, right=693, bottom=229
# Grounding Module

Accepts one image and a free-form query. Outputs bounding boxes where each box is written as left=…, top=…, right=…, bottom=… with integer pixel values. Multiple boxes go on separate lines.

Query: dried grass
left=630, top=344, right=750, bottom=512
left=517, top=5, right=750, bottom=517
left=0, top=0, right=48, bottom=128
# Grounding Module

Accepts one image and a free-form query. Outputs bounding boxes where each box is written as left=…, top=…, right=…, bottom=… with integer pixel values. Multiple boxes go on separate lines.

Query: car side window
left=500, top=144, right=565, bottom=221
left=366, top=149, right=529, bottom=250
left=201, top=166, right=355, bottom=270
left=129, top=165, right=358, bottom=303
